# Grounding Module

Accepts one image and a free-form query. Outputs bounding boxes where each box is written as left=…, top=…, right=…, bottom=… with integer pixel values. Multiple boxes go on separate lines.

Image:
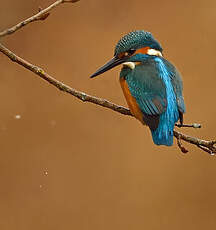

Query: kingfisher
left=90, top=30, right=185, bottom=146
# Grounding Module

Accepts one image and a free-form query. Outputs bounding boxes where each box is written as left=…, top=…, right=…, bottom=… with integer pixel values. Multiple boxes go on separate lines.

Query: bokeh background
left=0, top=0, right=216, bottom=229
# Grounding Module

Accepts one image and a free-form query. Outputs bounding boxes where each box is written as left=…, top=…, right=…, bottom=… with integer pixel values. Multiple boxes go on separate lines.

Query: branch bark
left=0, top=0, right=215, bottom=155
left=0, top=0, right=79, bottom=38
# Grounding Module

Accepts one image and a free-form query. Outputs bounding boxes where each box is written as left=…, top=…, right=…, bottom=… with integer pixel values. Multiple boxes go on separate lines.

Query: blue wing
left=163, top=60, right=185, bottom=112
left=123, top=60, right=167, bottom=130
left=163, top=59, right=186, bottom=124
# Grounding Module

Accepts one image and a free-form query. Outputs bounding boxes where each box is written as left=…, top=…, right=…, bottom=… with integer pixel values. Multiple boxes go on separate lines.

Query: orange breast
left=120, top=77, right=145, bottom=125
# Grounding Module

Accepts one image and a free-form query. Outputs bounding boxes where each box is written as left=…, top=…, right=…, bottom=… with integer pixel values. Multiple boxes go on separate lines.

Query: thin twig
left=174, top=131, right=216, bottom=155
left=0, top=42, right=215, bottom=154
left=176, top=135, right=189, bottom=154
left=0, top=0, right=79, bottom=38
left=197, top=145, right=214, bottom=155
left=175, top=123, right=201, bottom=128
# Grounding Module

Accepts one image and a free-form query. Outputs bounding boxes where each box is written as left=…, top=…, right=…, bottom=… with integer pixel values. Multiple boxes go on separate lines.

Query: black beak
left=90, top=56, right=128, bottom=78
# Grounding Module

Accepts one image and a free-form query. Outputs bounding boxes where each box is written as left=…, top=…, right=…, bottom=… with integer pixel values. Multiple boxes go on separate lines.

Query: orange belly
left=120, top=77, right=145, bottom=125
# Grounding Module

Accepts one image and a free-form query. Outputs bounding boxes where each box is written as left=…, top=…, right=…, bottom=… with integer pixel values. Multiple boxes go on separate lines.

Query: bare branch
left=175, top=123, right=201, bottom=128
left=174, top=131, right=216, bottom=155
left=0, top=42, right=215, bottom=155
left=0, top=43, right=130, bottom=116
left=0, top=0, right=80, bottom=38
left=176, top=135, right=189, bottom=154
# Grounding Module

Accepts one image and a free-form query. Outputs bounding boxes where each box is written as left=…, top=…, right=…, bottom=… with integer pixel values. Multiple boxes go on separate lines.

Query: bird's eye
left=127, top=49, right=136, bottom=56
left=124, top=49, right=136, bottom=57
left=117, top=49, right=136, bottom=59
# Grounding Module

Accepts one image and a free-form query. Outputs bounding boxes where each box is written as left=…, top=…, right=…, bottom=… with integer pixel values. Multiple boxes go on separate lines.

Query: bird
left=90, top=30, right=185, bottom=146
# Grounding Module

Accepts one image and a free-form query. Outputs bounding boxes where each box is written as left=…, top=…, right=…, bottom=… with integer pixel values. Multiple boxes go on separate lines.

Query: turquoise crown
left=114, top=30, right=163, bottom=55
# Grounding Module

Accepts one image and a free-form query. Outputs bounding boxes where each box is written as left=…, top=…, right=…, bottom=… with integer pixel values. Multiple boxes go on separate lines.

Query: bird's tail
left=150, top=112, right=178, bottom=146
left=151, top=126, right=174, bottom=146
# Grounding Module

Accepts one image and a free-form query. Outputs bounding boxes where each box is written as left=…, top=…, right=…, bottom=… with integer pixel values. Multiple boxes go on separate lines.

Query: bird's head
left=90, top=30, right=163, bottom=78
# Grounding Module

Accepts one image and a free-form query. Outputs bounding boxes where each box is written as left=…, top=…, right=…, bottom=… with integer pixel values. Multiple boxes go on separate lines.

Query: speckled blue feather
left=115, top=31, right=163, bottom=55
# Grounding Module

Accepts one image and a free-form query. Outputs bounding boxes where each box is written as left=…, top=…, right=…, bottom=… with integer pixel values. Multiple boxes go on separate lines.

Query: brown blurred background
left=0, top=0, right=216, bottom=229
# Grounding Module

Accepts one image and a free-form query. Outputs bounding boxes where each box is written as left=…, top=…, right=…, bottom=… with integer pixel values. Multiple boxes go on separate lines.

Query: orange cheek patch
left=118, top=52, right=126, bottom=58
left=135, top=47, right=150, bottom=55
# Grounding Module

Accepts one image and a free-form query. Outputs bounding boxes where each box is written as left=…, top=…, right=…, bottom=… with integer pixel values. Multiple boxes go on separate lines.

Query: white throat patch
left=123, top=62, right=135, bottom=69
left=147, top=49, right=163, bottom=57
